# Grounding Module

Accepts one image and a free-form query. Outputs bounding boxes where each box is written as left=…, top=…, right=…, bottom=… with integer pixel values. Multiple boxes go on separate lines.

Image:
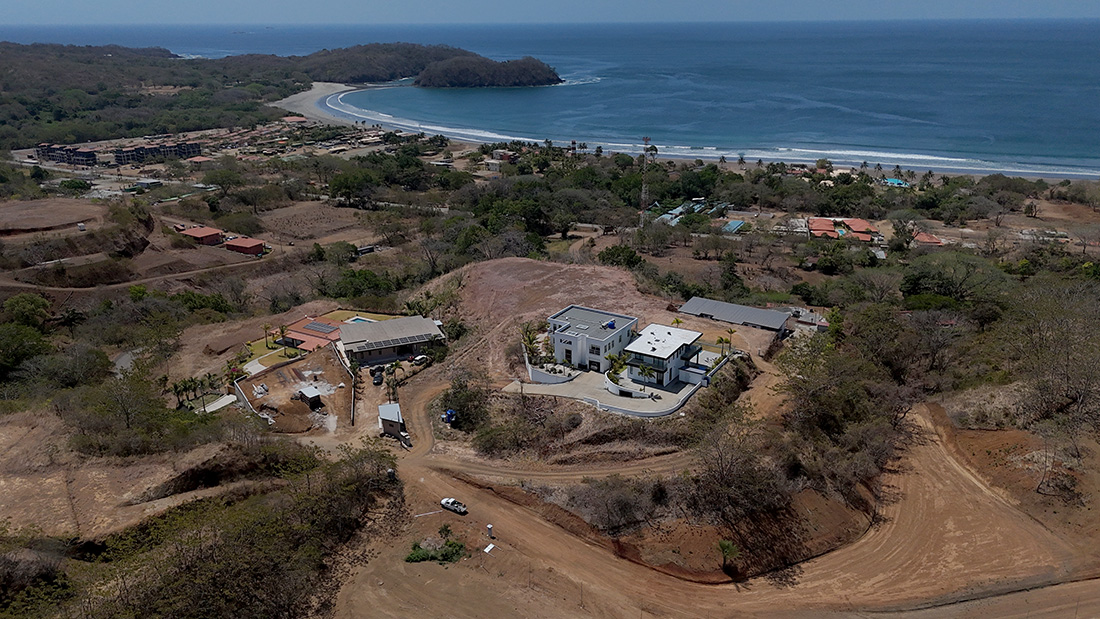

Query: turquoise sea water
left=3, top=21, right=1099, bottom=176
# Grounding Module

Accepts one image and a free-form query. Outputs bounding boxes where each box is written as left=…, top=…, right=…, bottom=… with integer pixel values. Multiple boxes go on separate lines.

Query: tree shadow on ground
left=763, top=563, right=804, bottom=589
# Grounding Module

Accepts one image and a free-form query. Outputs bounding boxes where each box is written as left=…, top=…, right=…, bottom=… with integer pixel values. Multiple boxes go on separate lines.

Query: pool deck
left=322, top=309, right=396, bottom=323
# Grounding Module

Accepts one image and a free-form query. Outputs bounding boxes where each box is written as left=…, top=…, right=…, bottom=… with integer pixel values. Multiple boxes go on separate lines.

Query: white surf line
left=413, top=510, right=444, bottom=518
left=317, top=87, right=1100, bottom=178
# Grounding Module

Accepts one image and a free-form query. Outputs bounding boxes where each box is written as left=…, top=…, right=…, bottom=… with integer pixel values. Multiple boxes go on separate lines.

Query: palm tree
left=262, top=323, right=272, bottom=349
left=718, top=540, right=740, bottom=571
left=671, top=317, right=684, bottom=327
left=204, top=372, right=219, bottom=396
left=725, top=327, right=737, bottom=353
left=389, top=360, right=405, bottom=377
left=179, top=377, right=196, bottom=403
left=171, top=381, right=186, bottom=408
left=638, top=365, right=656, bottom=391
left=520, top=322, right=539, bottom=360
left=716, top=336, right=729, bottom=355
left=277, top=324, right=289, bottom=355
left=385, top=362, right=406, bottom=402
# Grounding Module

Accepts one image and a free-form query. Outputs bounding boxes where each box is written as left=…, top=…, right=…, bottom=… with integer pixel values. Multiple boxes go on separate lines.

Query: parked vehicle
left=412, top=354, right=431, bottom=366
left=372, top=372, right=384, bottom=386
left=440, top=498, right=468, bottom=515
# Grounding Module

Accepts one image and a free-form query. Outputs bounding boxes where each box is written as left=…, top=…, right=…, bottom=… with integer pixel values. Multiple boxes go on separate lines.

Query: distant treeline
left=415, top=56, right=564, bottom=88
left=0, top=42, right=560, bottom=150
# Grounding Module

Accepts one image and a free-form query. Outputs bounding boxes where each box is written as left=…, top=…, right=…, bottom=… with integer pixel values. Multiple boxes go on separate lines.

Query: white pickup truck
left=440, top=498, right=468, bottom=515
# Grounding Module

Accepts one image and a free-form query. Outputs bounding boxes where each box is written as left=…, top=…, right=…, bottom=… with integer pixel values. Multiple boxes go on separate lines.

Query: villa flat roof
left=548, top=305, right=637, bottom=338
left=625, top=324, right=701, bottom=359
left=679, top=296, right=790, bottom=332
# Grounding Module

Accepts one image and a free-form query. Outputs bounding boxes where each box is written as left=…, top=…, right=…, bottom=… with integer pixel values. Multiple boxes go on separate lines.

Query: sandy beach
left=270, top=82, right=361, bottom=126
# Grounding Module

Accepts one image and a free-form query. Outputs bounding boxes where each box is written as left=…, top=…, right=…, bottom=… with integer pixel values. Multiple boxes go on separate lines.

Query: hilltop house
left=624, top=324, right=704, bottom=388
left=547, top=305, right=638, bottom=372
left=341, top=316, right=445, bottom=365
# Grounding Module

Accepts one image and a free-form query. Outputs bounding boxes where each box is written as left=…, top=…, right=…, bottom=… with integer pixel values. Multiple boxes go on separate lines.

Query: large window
left=589, top=345, right=601, bottom=356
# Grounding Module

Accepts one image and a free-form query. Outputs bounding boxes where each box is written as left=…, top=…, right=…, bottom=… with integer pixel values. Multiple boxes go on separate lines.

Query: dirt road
left=331, top=397, right=1085, bottom=617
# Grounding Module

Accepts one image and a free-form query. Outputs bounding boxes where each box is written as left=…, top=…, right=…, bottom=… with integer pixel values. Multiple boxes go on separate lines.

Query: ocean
left=2, top=21, right=1099, bottom=177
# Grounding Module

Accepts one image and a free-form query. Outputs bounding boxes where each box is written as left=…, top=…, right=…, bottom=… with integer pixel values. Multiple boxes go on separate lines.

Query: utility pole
left=640, top=136, right=650, bottom=220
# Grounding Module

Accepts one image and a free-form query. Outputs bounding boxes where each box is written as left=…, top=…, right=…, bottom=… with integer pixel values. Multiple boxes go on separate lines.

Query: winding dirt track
left=332, top=332, right=1097, bottom=618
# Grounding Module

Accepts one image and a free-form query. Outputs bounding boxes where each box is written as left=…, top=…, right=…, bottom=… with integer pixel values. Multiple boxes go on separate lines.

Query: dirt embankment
left=0, top=409, right=263, bottom=539
left=460, top=469, right=870, bottom=584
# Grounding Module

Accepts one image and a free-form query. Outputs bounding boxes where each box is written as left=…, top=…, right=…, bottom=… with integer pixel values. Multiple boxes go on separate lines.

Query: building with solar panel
left=340, top=316, right=445, bottom=365
left=273, top=316, right=345, bottom=352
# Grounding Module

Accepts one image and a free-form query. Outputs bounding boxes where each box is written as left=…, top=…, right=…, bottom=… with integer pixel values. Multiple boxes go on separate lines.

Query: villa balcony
left=679, top=345, right=704, bottom=362
left=625, top=355, right=668, bottom=371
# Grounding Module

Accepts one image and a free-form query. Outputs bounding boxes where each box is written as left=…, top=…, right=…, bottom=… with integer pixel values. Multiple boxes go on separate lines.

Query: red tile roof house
left=808, top=218, right=841, bottom=239
left=807, top=217, right=881, bottom=243
left=179, top=226, right=223, bottom=245
left=272, top=316, right=344, bottom=352
left=914, top=232, right=945, bottom=246
left=225, top=237, right=265, bottom=255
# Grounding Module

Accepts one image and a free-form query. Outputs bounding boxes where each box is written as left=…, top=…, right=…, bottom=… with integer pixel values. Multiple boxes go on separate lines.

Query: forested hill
left=0, top=42, right=559, bottom=149
left=414, top=56, right=564, bottom=88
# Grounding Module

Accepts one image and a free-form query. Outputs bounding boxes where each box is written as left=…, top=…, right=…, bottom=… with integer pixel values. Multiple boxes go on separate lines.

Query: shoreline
left=272, top=82, right=1099, bottom=182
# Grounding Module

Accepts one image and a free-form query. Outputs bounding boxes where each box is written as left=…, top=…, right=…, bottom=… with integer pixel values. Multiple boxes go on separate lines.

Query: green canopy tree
left=202, top=168, right=245, bottom=198
left=3, top=293, right=51, bottom=331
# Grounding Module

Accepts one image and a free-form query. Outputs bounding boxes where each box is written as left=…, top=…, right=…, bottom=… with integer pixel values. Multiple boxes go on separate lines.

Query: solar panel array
left=353, top=332, right=435, bottom=352
left=303, top=321, right=338, bottom=334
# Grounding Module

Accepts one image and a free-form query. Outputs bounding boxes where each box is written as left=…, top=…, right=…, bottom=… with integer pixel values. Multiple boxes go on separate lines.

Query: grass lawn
left=323, top=309, right=398, bottom=322
left=241, top=339, right=281, bottom=365
left=544, top=239, right=572, bottom=254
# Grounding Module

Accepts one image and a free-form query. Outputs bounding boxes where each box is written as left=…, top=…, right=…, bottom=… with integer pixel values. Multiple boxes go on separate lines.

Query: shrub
left=442, top=373, right=490, bottom=432
left=404, top=539, right=466, bottom=564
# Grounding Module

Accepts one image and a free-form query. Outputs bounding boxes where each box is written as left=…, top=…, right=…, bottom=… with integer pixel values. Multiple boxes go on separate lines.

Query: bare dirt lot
left=240, top=345, right=353, bottom=434
left=258, top=201, right=370, bottom=244
left=0, top=198, right=107, bottom=235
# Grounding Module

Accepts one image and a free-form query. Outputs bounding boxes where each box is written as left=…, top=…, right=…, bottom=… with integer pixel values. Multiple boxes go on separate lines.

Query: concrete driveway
left=503, top=370, right=697, bottom=416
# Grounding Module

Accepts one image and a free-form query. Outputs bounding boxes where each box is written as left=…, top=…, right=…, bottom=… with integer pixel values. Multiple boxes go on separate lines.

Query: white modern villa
left=624, top=324, right=706, bottom=388
left=547, top=305, right=638, bottom=372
